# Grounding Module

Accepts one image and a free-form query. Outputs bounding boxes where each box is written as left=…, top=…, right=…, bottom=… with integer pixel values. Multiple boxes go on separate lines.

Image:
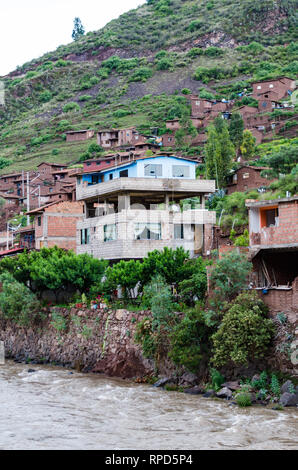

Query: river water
left=0, top=361, right=297, bottom=450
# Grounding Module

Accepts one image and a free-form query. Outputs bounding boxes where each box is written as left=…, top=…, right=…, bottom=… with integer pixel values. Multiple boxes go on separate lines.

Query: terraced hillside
left=0, top=0, right=297, bottom=173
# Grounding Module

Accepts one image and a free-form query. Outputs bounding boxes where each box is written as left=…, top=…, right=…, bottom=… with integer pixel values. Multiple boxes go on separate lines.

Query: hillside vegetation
left=0, top=0, right=297, bottom=173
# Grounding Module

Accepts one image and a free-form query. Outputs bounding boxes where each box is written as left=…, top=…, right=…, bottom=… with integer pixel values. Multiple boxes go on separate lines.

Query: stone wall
left=0, top=307, right=154, bottom=379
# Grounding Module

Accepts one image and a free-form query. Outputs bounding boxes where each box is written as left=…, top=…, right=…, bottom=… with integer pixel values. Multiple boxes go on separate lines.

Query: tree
left=240, top=130, right=256, bottom=160
left=211, top=291, right=275, bottom=366
left=205, top=119, right=235, bottom=189
left=261, top=145, right=298, bottom=177
left=72, top=17, right=85, bottom=41
left=208, top=250, right=252, bottom=317
left=229, top=113, right=244, bottom=155
left=104, top=259, right=142, bottom=299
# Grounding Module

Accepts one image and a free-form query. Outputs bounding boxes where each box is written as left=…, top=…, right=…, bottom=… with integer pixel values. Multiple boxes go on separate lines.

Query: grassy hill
left=0, top=0, right=297, bottom=173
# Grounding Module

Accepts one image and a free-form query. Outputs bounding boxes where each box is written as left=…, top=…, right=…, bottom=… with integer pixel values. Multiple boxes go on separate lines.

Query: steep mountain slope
left=0, top=0, right=297, bottom=173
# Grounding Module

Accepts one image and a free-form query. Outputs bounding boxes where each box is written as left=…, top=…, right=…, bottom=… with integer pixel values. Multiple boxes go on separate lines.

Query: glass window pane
left=172, top=165, right=190, bottom=177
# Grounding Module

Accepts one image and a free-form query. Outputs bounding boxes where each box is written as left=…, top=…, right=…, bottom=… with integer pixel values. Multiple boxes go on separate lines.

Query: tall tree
left=72, top=17, right=85, bottom=41
left=240, top=130, right=256, bottom=160
left=205, top=120, right=235, bottom=189
left=229, top=113, right=244, bottom=156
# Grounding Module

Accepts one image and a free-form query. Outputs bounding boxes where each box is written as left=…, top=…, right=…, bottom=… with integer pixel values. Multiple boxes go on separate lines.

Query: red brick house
left=252, top=77, right=296, bottom=101
left=66, top=130, right=94, bottom=142
left=246, top=196, right=298, bottom=321
left=226, top=165, right=276, bottom=194
left=28, top=200, right=84, bottom=251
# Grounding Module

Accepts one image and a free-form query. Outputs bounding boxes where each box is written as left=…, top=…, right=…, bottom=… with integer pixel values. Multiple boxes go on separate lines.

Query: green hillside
left=0, top=0, right=297, bottom=173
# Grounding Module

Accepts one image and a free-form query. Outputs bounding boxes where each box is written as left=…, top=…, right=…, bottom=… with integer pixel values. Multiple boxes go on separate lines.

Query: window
left=243, top=173, right=250, bottom=179
left=174, top=224, right=184, bottom=239
left=144, top=164, right=162, bottom=177
left=172, top=165, right=190, bottom=178
left=91, top=174, right=100, bottom=185
left=120, top=169, right=128, bottom=177
left=109, top=174, right=113, bottom=180
left=104, top=224, right=117, bottom=242
left=269, top=84, right=273, bottom=88
left=257, top=85, right=261, bottom=90
left=81, top=228, right=90, bottom=245
left=266, top=208, right=278, bottom=227
left=134, top=223, right=161, bottom=240
left=195, top=101, right=200, bottom=105
left=37, top=216, right=41, bottom=227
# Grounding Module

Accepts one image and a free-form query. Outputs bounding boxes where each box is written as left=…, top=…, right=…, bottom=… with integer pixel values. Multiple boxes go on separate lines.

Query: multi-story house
left=75, top=154, right=216, bottom=260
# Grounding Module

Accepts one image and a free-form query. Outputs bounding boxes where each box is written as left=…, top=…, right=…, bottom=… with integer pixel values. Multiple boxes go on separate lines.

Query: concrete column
left=201, top=195, right=205, bottom=209
left=165, top=193, right=170, bottom=211
left=118, top=194, right=130, bottom=212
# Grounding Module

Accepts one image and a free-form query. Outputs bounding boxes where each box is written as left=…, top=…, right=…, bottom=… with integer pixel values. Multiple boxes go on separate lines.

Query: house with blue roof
left=75, top=154, right=216, bottom=261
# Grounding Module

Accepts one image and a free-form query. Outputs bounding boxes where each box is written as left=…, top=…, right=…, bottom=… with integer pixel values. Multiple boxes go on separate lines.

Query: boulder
left=222, top=381, right=240, bottom=391
left=280, top=392, right=298, bottom=407
left=180, top=372, right=198, bottom=386
left=216, top=387, right=233, bottom=399
left=203, top=389, right=216, bottom=398
left=153, top=377, right=171, bottom=388
left=27, top=369, right=36, bottom=373
left=184, top=386, right=204, bottom=395
left=281, top=380, right=296, bottom=395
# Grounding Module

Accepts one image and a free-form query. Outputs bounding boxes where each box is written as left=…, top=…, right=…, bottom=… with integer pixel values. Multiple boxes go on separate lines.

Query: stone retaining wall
left=0, top=307, right=154, bottom=379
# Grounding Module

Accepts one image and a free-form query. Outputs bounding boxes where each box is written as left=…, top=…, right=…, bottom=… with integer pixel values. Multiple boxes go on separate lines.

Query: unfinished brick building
left=28, top=200, right=84, bottom=251
left=65, top=130, right=94, bottom=142
left=226, top=165, right=276, bottom=194
left=246, top=196, right=298, bottom=320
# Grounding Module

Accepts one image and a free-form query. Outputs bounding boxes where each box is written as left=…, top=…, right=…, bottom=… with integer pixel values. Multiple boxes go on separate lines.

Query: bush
left=210, top=368, right=225, bottom=391
left=63, top=102, right=80, bottom=113
left=236, top=392, right=252, bottom=407
left=0, top=272, right=40, bottom=326
left=129, top=67, right=152, bottom=82
left=39, top=90, right=52, bottom=103
left=211, top=291, right=275, bottom=367
left=169, top=308, right=210, bottom=373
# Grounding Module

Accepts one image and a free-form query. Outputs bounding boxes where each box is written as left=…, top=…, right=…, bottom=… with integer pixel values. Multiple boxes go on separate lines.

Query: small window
left=120, top=169, right=128, bottom=178
left=109, top=174, right=113, bottom=180
left=195, top=101, right=200, bottom=105
left=266, top=208, right=278, bottom=227
left=134, top=223, right=161, bottom=240
left=269, top=84, right=273, bottom=88
left=243, top=173, right=250, bottom=179
left=174, top=224, right=184, bottom=239
left=81, top=228, right=90, bottom=245
left=172, top=165, right=190, bottom=178
left=91, top=174, right=100, bottom=185
left=37, top=216, right=41, bottom=227
left=257, top=85, right=261, bottom=90
left=144, top=164, right=162, bottom=177
left=104, top=224, right=117, bottom=242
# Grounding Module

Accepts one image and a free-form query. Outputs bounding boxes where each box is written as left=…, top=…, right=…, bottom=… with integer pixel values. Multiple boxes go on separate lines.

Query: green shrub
left=270, top=374, right=281, bottom=397
left=236, top=392, right=252, bottom=407
left=211, top=291, right=275, bottom=366
left=51, top=148, right=60, bottom=156
left=39, top=90, right=52, bottom=103
left=129, top=67, right=152, bottom=82
left=0, top=272, right=40, bottom=326
left=63, top=102, right=80, bottom=113
left=210, top=368, right=225, bottom=391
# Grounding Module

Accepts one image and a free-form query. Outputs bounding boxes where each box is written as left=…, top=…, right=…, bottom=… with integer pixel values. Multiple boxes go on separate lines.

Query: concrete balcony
left=76, top=177, right=216, bottom=201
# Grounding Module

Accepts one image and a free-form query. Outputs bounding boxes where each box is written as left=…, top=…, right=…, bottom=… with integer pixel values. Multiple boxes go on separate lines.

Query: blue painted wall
left=82, top=156, right=196, bottom=184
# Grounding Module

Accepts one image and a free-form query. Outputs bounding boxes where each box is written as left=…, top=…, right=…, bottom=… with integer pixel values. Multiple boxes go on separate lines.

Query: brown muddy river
left=0, top=361, right=297, bottom=450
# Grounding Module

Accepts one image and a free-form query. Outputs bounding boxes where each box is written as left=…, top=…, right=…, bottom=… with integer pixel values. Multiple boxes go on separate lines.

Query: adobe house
left=162, top=133, right=175, bottom=147
left=189, top=98, right=213, bottom=118
left=37, top=162, right=68, bottom=180
left=75, top=154, right=216, bottom=261
left=226, top=165, right=276, bottom=194
left=66, top=130, right=94, bottom=142
left=252, top=77, right=296, bottom=101
left=27, top=200, right=84, bottom=251
left=246, top=196, right=298, bottom=321
left=166, top=119, right=181, bottom=131
left=97, top=127, right=140, bottom=149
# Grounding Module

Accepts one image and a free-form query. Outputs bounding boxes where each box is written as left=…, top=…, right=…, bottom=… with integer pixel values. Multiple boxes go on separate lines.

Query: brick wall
left=259, top=200, right=298, bottom=246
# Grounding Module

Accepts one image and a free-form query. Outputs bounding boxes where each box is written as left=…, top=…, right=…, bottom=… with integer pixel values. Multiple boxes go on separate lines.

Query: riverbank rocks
left=203, top=389, right=216, bottom=398
left=179, top=372, right=198, bottom=387
left=281, top=380, right=297, bottom=395
left=216, top=387, right=233, bottom=399
left=279, top=392, right=298, bottom=407
left=222, top=381, right=240, bottom=391
left=184, top=386, right=205, bottom=395
left=153, top=377, right=171, bottom=388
